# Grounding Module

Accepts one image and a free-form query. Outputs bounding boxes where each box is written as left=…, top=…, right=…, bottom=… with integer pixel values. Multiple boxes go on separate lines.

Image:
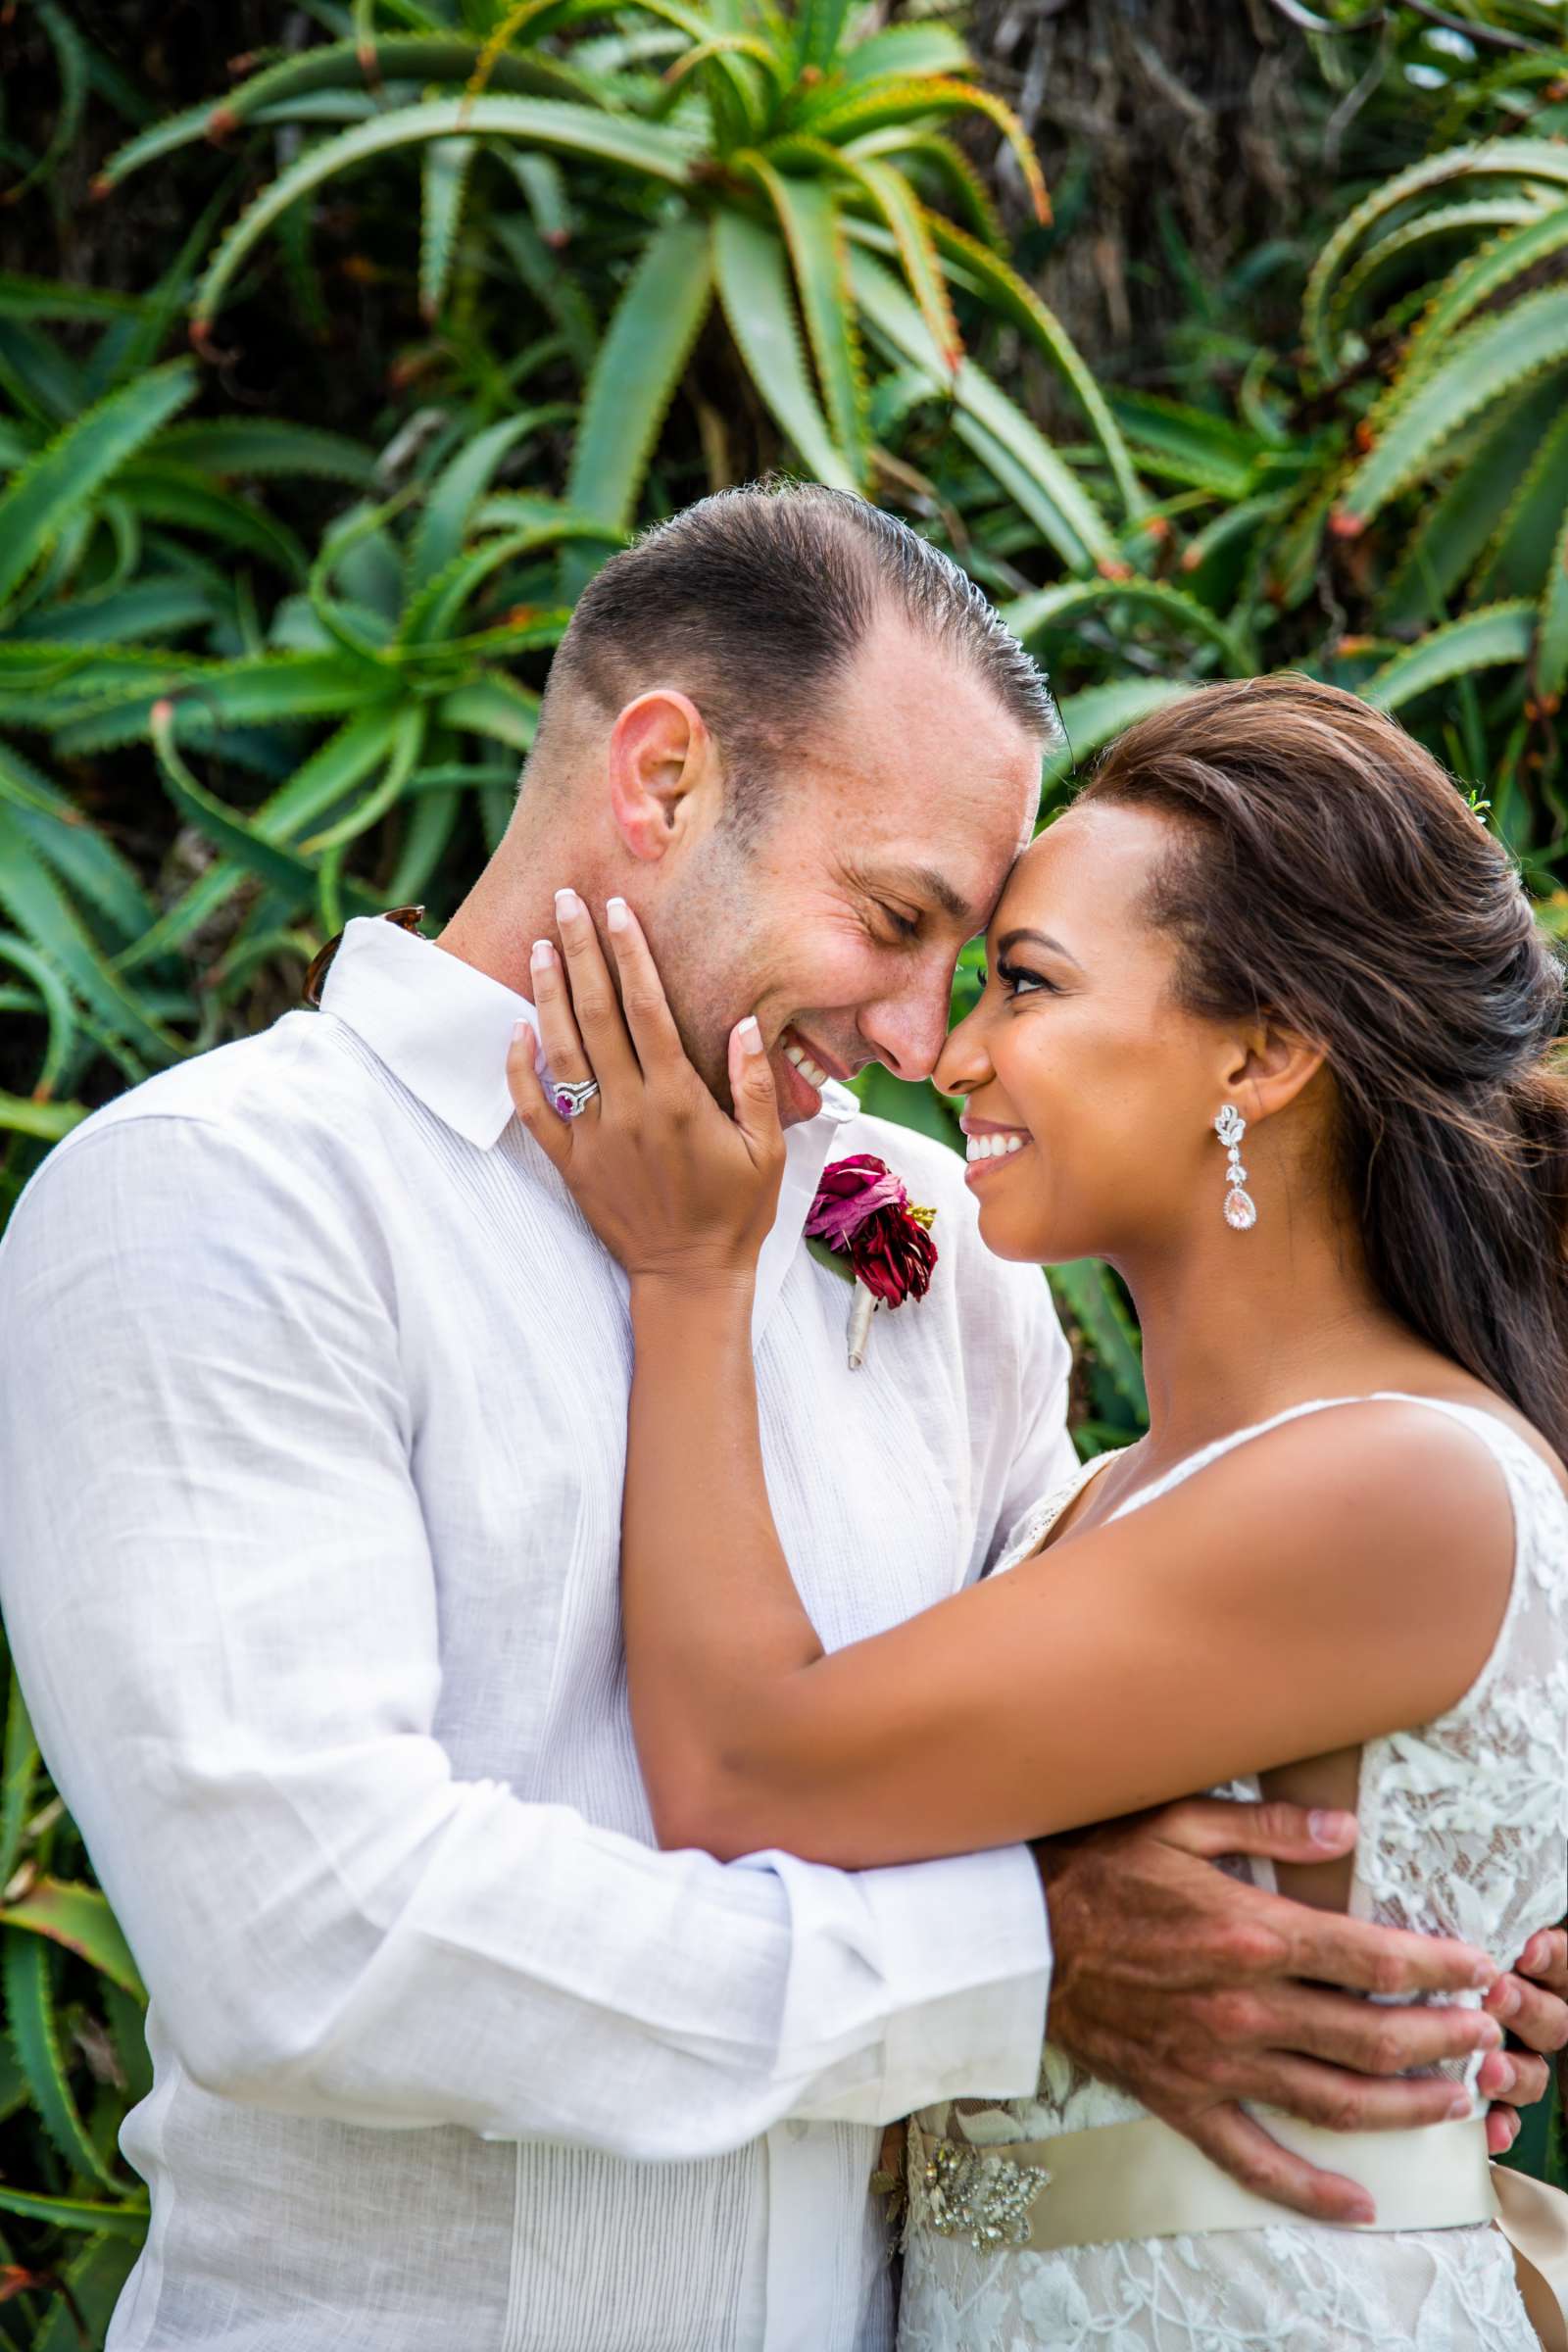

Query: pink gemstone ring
left=552, top=1078, right=600, bottom=1120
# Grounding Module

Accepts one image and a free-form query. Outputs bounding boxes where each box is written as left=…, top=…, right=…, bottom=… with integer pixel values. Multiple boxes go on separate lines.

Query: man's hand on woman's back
left=1038, top=1797, right=1565, bottom=2221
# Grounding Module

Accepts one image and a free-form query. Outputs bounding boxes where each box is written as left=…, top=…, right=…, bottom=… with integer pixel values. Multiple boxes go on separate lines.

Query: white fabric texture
left=0, top=914, right=1073, bottom=2352
left=902, top=1393, right=1568, bottom=2351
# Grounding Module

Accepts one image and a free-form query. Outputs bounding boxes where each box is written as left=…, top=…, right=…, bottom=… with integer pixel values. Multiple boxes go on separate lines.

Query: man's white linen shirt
left=0, top=914, right=1075, bottom=2352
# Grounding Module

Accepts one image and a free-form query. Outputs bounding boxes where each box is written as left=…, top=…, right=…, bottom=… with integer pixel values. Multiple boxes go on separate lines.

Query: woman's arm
left=509, top=900, right=1518, bottom=1872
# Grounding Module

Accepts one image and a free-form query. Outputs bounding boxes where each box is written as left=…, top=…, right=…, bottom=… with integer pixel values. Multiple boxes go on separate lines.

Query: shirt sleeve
left=0, top=1111, right=1049, bottom=2163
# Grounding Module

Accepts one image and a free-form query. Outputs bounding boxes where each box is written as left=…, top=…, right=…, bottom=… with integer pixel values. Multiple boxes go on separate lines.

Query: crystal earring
left=1215, top=1103, right=1256, bottom=1231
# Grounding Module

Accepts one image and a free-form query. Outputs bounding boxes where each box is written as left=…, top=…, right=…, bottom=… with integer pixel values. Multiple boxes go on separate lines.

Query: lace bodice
left=902, top=1394, right=1568, bottom=2350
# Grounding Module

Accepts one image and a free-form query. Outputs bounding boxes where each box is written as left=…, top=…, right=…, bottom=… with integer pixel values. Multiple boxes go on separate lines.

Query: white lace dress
left=900, top=1394, right=1568, bottom=2352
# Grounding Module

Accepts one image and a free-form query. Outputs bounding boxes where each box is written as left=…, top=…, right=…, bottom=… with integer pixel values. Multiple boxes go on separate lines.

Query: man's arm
left=0, top=1111, right=1049, bottom=2162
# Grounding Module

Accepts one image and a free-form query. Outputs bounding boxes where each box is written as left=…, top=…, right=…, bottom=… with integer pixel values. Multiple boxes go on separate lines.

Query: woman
left=508, top=676, right=1568, bottom=2348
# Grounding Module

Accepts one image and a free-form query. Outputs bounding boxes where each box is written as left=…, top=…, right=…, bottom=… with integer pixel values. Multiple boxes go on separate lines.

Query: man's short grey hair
left=538, top=479, right=1062, bottom=832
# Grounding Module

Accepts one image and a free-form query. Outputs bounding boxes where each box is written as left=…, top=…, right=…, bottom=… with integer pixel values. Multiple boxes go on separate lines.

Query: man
left=0, top=482, right=1559, bottom=2352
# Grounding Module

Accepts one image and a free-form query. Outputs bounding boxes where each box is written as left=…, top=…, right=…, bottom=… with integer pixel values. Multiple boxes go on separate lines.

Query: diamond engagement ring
left=552, top=1077, right=600, bottom=1120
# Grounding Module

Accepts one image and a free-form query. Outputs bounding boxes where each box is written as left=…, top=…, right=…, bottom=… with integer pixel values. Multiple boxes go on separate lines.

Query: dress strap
left=1104, top=1389, right=1550, bottom=1525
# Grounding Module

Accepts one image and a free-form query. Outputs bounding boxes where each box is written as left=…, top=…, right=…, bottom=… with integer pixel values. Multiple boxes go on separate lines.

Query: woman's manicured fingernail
left=512, top=1020, right=529, bottom=1044
left=531, top=939, right=555, bottom=971
left=606, top=897, right=629, bottom=932
left=737, top=1015, right=763, bottom=1055
left=1309, top=1809, right=1355, bottom=1846
left=1446, top=2090, right=1472, bottom=2120
left=1523, top=1933, right=1548, bottom=1972
left=1472, top=1960, right=1499, bottom=1988
left=554, top=887, right=581, bottom=922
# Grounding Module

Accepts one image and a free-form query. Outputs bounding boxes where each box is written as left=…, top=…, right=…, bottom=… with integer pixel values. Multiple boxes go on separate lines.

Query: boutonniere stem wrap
left=805, top=1154, right=938, bottom=1369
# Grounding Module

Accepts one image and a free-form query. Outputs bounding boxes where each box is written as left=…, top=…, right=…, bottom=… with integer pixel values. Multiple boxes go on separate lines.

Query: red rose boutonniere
left=805, top=1153, right=938, bottom=1368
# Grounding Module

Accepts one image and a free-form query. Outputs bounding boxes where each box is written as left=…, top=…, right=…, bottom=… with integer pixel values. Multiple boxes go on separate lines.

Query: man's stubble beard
left=649, top=824, right=764, bottom=1112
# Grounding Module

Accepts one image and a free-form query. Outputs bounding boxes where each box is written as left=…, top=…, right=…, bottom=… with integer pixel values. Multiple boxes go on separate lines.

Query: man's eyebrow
left=998, top=926, right=1084, bottom=968
left=879, top=863, right=973, bottom=924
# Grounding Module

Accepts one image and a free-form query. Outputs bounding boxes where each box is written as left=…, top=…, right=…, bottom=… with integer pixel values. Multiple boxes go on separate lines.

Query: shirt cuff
left=803, top=1843, right=1051, bottom=2126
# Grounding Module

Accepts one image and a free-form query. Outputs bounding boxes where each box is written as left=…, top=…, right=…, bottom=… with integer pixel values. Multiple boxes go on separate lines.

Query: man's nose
left=858, top=981, right=953, bottom=1087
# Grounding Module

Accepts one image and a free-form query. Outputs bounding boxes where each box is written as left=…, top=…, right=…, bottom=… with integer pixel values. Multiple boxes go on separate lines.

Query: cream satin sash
left=911, top=2112, right=1568, bottom=2347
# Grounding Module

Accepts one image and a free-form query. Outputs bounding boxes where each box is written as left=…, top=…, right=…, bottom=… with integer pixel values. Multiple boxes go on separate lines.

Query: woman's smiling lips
left=960, top=1113, right=1033, bottom=1181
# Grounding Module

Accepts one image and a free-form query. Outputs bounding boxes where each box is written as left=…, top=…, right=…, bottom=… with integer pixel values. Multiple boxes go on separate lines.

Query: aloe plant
left=96, top=0, right=1145, bottom=577
left=0, top=306, right=602, bottom=1193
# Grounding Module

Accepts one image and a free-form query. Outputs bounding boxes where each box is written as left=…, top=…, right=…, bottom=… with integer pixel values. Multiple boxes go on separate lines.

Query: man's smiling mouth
left=781, top=1027, right=845, bottom=1094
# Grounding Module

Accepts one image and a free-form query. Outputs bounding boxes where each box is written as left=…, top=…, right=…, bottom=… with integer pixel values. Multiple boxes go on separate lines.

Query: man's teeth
left=783, top=1042, right=830, bottom=1090
left=965, top=1132, right=1027, bottom=1162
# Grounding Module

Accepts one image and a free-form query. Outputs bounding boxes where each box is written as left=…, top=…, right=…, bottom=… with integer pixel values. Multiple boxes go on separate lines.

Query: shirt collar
left=318, top=915, right=532, bottom=1151
left=316, top=916, right=861, bottom=1234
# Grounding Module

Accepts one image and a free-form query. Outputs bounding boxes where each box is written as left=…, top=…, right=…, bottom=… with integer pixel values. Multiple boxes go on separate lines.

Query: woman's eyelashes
left=996, top=955, right=1059, bottom=1001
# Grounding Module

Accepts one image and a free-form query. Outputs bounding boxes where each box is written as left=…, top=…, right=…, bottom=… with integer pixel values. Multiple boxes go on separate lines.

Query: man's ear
left=1220, top=1016, right=1327, bottom=1127
left=608, top=690, right=720, bottom=864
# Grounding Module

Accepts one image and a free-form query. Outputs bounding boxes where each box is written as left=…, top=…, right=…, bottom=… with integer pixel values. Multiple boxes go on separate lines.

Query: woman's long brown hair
left=1079, top=675, right=1568, bottom=1449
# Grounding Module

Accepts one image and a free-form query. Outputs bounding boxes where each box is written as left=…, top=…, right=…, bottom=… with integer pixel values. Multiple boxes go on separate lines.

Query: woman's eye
left=997, top=957, right=1055, bottom=999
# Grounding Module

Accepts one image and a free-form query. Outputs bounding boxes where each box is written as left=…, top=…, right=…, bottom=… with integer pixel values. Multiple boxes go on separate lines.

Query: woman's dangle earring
left=1215, top=1103, right=1256, bottom=1231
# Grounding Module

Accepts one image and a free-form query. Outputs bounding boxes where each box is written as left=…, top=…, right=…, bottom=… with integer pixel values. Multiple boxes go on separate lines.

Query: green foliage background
left=0, top=0, right=1564, bottom=2333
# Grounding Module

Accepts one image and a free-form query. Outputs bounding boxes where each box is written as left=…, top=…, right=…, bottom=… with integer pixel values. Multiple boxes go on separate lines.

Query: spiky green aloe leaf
left=1336, top=291, right=1568, bottom=532
left=1303, top=139, right=1568, bottom=371
left=7, top=0, right=88, bottom=206
left=833, top=23, right=971, bottom=84
left=0, top=931, right=78, bottom=1101
left=438, top=670, right=540, bottom=753
left=419, top=136, right=477, bottom=320
left=1394, top=203, right=1568, bottom=401
left=566, top=214, right=714, bottom=533
left=1363, top=601, right=1536, bottom=710
left=1327, top=197, right=1544, bottom=347
left=194, top=99, right=700, bottom=330
left=1109, top=393, right=1260, bottom=502
left=8, top=577, right=216, bottom=646
left=403, top=524, right=587, bottom=646
left=1048, top=1259, right=1147, bottom=1422
left=1002, top=577, right=1248, bottom=672
left=99, top=35, right=595, bottom=190
left=1383, top=371, right=1568, bottom=627
left=115, top=463, right=308, bottom=581
left=153, top=419, right=376, bottom=485
left=0, top=360, right=197, bottom=613
left=147, top=701, right=383, bottom=908
left=0, top=2186, right=146, bottom=2240
left=1534, top=501, right=1568, bottom=702
left=712, top=210, right=858, bottom=491
left=865, top=132, right=1004, bottom=253
left=848, top=245, right=1115, bottom=573
left=0, top=739, right=153, bottom=944
left=410, top=411, right=571, bottom=596
left=2, top=1930, right=122, bottom=2193
left=0, top=277, right=148, bottom=324
left=1474, top=402, right=1568, bottom=603
left=0, top=1679, right=37, bottom=1893
left=33, top=2230, right=142, bottom=2352
left=0, top=1094, right=84, bottom=1142
left=0, top=803, right=188, bottom=1062
left=925, top=218, right=1144, bottom=516
left=828, top=152, right=960, bottom=373
left=297, top=708, right=427, bottom=857
left=0, top=1883, right=144, bottom=2001
left=740, top=160, right=868, bottom=486
left=1043, top=677, right=1200, bottom=785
